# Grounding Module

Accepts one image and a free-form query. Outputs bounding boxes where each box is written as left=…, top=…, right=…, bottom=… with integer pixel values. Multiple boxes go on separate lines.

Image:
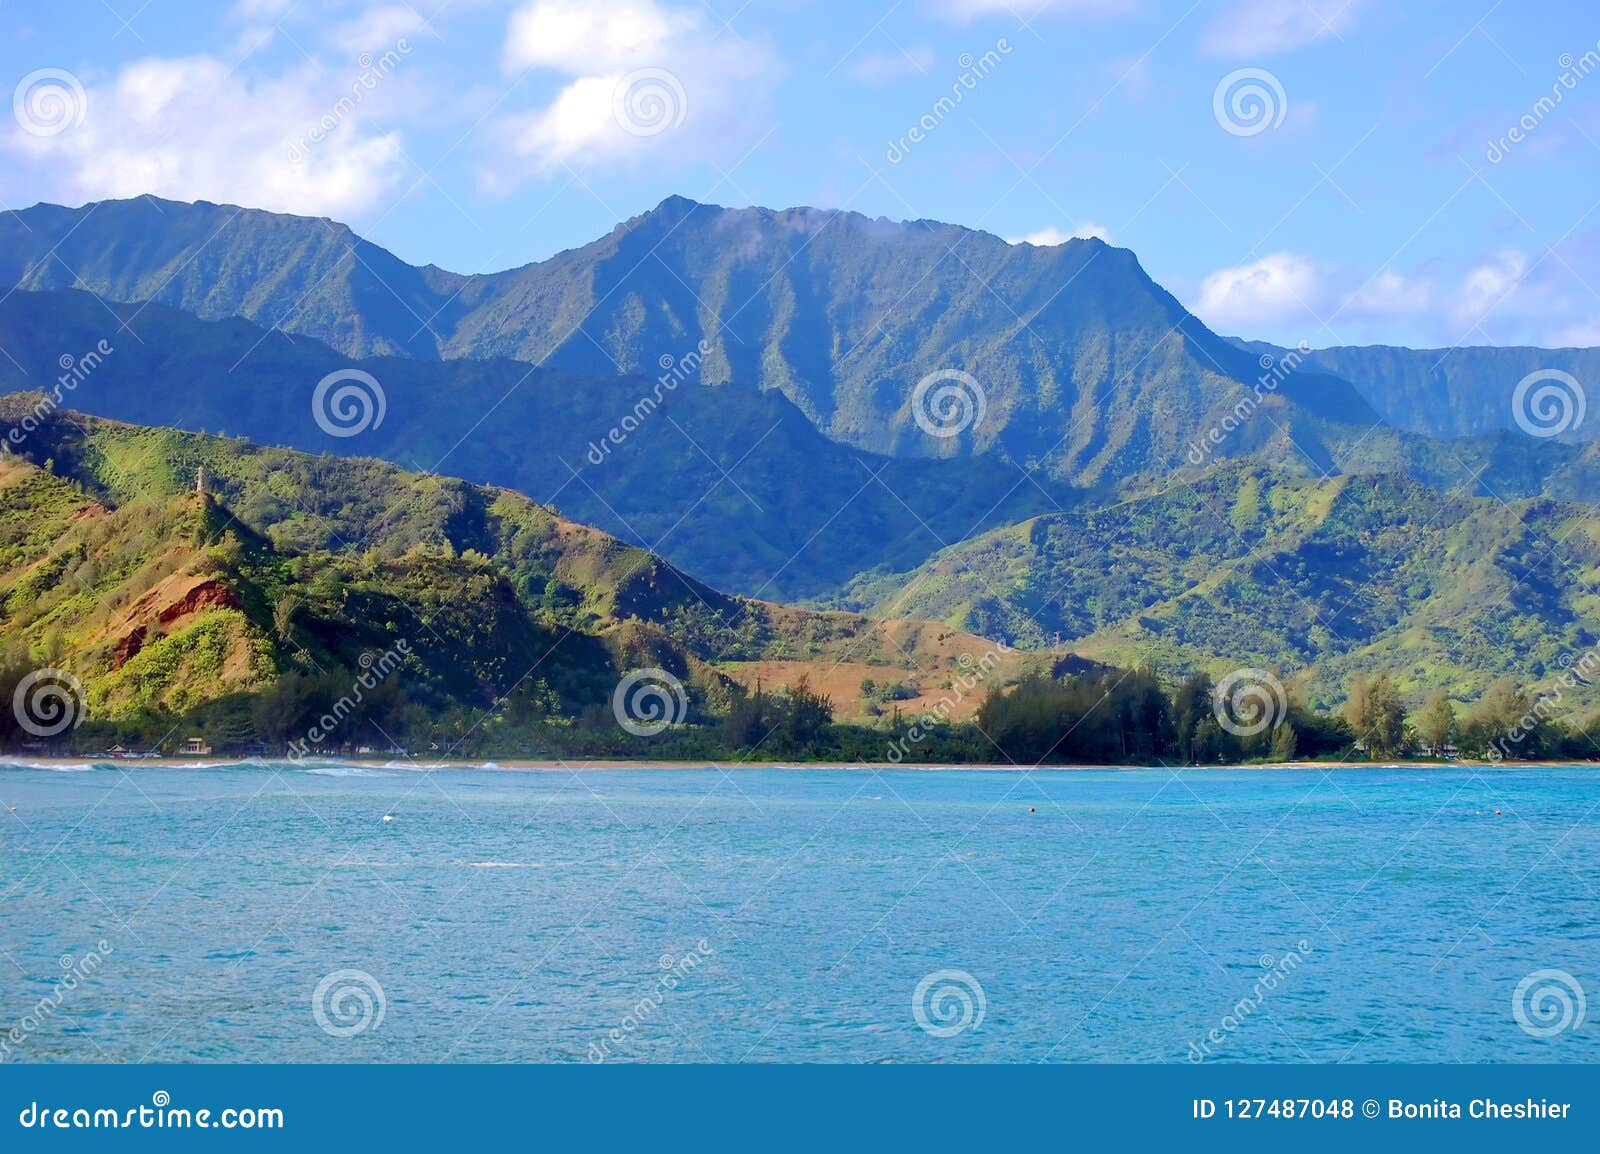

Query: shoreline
left=2, top=755, right=1596, bottom=772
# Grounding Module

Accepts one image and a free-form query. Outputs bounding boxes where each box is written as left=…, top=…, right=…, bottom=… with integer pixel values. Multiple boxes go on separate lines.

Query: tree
left=1462, top=676, right=1555, bottom=760
left=1345, top=672, right=1407, bottom=758
left=1270, top=721, right=1297, bottom=762
left=1171, top=673, right=1214, bottom=764
left=1415, top=691, right=1455, bottom=757
left=272, top=593, right=302, bottom=642
left=1191, top=715, right=1236, bottom=765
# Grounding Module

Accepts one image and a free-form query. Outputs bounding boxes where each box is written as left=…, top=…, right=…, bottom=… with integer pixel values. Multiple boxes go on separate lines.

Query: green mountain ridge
left=0, top=398, right=1017, bottom=749
left=0, top=288, right=1063, bottom=601
left=1234, top=338, right=1600, bottom=443
left=0, top=194, right=1496, bottom=486
left=849, top=462, right=1600, bottom=713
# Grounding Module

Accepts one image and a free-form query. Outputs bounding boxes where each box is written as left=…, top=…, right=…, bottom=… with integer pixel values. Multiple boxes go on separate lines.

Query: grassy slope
left=850, top=462, right=1600, bottom=714
left=0, top=400, right=1027, bottom=723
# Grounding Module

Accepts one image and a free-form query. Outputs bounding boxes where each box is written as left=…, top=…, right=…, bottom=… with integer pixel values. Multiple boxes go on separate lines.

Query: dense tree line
left=8, top=646, right=1596, bottom=764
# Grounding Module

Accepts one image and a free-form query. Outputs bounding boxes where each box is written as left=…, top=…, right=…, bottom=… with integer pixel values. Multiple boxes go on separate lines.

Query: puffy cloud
left=1007, top=222, right=1113, bottom=245
left=1192, top=252, right=1327, bottom=335
left=492, top=0, right=782, bottom=179
left=3, top=52, right=416, bottom=220
left=330, top=4, right=429, bottom=54
left=1192, top=243, right=1600, bottom=349
left=1201, top=0, right=1359, bottom=58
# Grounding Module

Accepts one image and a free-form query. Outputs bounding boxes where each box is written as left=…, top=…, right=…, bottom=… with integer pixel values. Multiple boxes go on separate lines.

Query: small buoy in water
left=382, top=814, right=395, bottom=823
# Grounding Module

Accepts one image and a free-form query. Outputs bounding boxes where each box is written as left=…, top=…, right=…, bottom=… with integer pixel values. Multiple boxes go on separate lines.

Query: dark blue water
left=2, top=760, right=1596, bottom=1063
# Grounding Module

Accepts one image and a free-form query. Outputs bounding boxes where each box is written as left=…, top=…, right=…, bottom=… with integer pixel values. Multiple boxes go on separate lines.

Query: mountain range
left=1, top=193, right=1595, bottom=718
left=0, top=397, right=1024, bottom=737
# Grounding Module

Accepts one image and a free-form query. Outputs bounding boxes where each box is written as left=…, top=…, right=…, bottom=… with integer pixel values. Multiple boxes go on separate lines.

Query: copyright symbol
left=1362, top=1099, right=1379, bottom=1118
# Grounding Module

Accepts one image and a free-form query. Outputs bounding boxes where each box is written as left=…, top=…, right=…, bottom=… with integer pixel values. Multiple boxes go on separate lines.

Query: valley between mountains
left=1, top=193, right=1597, bottom=748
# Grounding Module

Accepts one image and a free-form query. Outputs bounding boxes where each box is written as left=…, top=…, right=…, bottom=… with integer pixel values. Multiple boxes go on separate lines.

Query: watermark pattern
left=1212, top=668, right=1287, bottom=738
left=1510, top=368, right=1586, bottom=438
left=886, top=39, right=1013, bottom=164
left=911, top=369, right=986, bottom=439
left=1486, top=44, right=1600, bottom=164
left=312, top=368, right=387, bottom=438
left=612, top=668, right=689, bottom=737
left=1187, top=342, right=1311, bottom=465
left=17, top=1091, right=284, bottom=1130
left=311, top=968, right=386, bottom=1038
left=11, top=668, right=86, bottom=739
left=12, top=68, right=86, bottom=137
left=612, top=67, right=687, bottom=138
left=912, top=968, right=986, bottom=1037
left=1213, top=68, right=1287, bottom=137
left=285, top=641, right=411, bottom=760
left=1187, top=940, right=1313, bottom=1061
left=286, top=40, right=413, bottom=164
left=1486, top=644, right=1599, bottom=761
left=1, top=941, right=113, bottom=1063
left=588, top=939, right=713, bottom=1062
left=885, top=645, right=1007, bottom=763
left=1512, top=968, right=1585, bottom=1038
left=586, top=339, right=711, bottom=466
left=3, top=339, right=114, bottom=453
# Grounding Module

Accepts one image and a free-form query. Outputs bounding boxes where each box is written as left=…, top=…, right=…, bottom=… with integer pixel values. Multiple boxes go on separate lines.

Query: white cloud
left=934, top=0, right=1133, bottom=22
left=1191, top=243, right=1600, bottom=349
left=504, top=0, right=689, bottom=73
left=1201, top=0, right=1358, bottom=58
left=1007, top=222, right=1113, bottom=245
left=1193, top=252, right=1326, bottom=334
left=331, top=4, right=428, bottom=54
left=850, top=45, right=937, bottom=85
left=492, top=0, right=782, bottom=179
left=3, top=53, right=414, bottom=220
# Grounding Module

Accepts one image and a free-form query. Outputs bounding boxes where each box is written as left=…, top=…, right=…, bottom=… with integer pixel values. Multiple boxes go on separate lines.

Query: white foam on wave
left=0, top=758, right=100, bottom=772
left=302, top=765, right=391, bottom=778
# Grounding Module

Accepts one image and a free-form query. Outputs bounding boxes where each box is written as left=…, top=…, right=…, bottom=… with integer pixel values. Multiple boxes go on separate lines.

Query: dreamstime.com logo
left=286, top=39, right=413, bottom=164
left=17, top=1091, right=283, bottom=1131
left=911, top=369, right=986, bottom=439
left=912, top=968, right=986, bottom=1038
left=612, top=67, right=686, bottom=137
left=1511, top=368, right=1586, bottom=438
left=1187, top=341, right=1311, bottom=465
left=311, top=968, right=386, bottom=1038
left=1213, top=68, right=1287, bottom=137
left=12, top=68, right=86, bottom=137
left=3, top=339, right=115, bottom=453
left=589, top=939, right=714, bottom=1062
left=286, top=641, right=411, bottom=760
left=1188, top=941, right=1313, bottom=1061
left=312, top=368, right=387, bottom=437
left=885, top=39, right=1013, bottom=164
left=612, top=668, right=689, bottom=737
left=1, top=940, right=113, bottom=1063
left=1212, top=668, right=1287, bottom=738
left=586, top=339, right=711, bottom=466
left=1512, top=968, right=1586, bottom=1039
left=886, top=644, right=1008, bottom=763
left=12, top=668, right=86, bottom=739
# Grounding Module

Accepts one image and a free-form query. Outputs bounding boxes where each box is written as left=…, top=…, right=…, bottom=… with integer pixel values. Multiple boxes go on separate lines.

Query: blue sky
left=3, top=0, right=1599, bottom=349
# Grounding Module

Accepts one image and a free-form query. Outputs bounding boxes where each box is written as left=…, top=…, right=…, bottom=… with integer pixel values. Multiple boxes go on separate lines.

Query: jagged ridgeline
left=0, top=398, right=1023, bottom=752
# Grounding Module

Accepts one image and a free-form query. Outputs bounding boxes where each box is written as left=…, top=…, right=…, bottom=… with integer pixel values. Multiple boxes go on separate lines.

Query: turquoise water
left=1, top=760, right=1596, bottom=1063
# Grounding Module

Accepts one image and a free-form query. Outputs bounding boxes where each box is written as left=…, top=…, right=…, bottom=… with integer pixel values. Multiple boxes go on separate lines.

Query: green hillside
left=848, top=463, right=1600, bottom=715
left=0, top=399, right=1026, bottom=752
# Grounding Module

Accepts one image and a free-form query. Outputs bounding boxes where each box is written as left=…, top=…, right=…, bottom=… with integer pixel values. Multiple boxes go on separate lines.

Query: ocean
left=1, top=760, right=1595, bottom=1063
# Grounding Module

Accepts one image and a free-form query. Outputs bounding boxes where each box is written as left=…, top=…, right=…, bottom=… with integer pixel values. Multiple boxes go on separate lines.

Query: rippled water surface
left=2, top=760, right=1596, bottom=1062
